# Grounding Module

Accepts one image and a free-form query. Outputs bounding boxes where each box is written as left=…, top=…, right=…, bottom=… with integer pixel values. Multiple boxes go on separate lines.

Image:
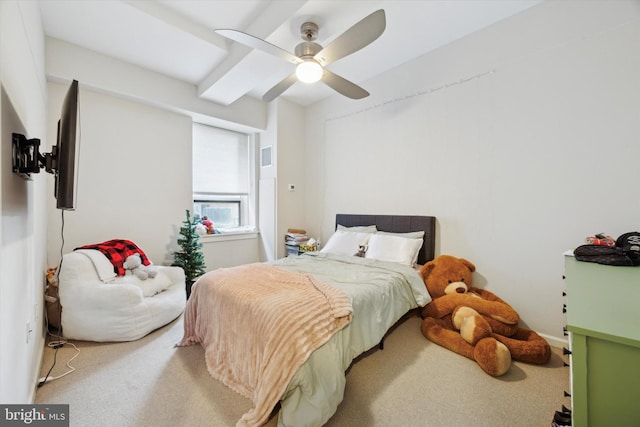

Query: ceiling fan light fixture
left=217, top=9, right=385, bottom=100
left=296, top=60, right=323, bottom=83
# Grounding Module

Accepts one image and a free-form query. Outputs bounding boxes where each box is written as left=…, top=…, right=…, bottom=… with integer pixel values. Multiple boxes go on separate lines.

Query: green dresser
left=564, top=255, right=640, bottom=427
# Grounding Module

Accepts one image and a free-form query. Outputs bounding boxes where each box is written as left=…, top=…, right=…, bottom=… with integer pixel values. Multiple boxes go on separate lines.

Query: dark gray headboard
left=335, top=214, right=436, bottom=265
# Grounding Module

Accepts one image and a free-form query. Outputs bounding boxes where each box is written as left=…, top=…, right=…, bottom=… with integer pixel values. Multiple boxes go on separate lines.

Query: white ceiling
left=39, top=0, right=543, bottom=107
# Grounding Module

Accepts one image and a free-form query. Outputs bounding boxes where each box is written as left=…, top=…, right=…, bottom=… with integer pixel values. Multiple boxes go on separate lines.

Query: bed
left=177, top=214, right=436, bottom=427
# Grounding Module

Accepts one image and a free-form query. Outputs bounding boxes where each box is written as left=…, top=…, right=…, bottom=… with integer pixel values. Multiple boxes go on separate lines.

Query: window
left=192, top=123, right=256, bottom=233
left=193, top=200, right=240, bottom=229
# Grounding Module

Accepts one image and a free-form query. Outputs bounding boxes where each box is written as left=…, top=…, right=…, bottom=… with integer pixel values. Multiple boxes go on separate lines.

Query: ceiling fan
left=215, top=9, right=386, bottom=102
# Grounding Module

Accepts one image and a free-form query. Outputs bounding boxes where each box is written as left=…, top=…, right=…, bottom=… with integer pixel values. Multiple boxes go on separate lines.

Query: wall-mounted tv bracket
left=12, top=133, right=55, bottom=179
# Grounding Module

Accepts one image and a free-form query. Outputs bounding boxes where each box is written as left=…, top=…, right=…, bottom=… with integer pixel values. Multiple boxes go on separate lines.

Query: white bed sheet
left=271, top=252, right=430, bottom=427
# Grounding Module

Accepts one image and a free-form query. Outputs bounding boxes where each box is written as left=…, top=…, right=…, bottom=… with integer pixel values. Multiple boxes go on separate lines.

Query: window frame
left=192, top=123, right=257, bottom=235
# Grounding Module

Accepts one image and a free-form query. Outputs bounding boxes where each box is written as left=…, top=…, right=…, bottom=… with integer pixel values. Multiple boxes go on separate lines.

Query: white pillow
left=337, top=224, right=377, bottom=233
left=375, top=230, right=424, bottom=240
left=365, top=233, right=424, bottom=266
left=320, top=230, right=372, bottom=256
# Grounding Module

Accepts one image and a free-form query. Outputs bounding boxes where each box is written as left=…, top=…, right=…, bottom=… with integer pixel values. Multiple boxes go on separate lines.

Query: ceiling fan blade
left=314, top=9, right=386, bottom=66
left=216, top=29, right=302, bottom=65
left=263, top=73, right=298, bottom=102
left=321, top=70, right=369, bottom=99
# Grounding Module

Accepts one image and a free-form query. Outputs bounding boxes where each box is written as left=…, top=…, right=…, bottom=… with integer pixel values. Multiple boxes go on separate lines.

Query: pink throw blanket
left=177, top=263, right=353, bottom=427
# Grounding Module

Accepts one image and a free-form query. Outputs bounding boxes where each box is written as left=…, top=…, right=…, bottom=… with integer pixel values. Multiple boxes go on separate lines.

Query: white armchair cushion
left=116, top=272, right=173, bottom=297
left=73, top=249, right=117, bottom=282
left=58, top=251, right=186, bottom=342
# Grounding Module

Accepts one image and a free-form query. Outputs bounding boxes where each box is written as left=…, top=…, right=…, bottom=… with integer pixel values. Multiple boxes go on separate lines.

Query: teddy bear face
left=420, top=255, right=476, bottom=298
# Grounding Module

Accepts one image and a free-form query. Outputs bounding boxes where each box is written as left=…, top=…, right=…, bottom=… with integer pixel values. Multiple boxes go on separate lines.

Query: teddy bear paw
left=452, top=306, right=480, bottom=330
left=133, top=268, right=149, bottom=280
left=473, top=337, right=511, bottom=377
left=459, top=313, right=493, bottom=345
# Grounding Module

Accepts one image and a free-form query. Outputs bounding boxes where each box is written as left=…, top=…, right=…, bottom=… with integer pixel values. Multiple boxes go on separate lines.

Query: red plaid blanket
left=75, top=239, right=151, bottom=276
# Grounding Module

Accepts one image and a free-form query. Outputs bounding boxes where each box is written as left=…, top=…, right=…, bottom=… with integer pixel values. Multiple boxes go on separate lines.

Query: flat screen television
left=12, top=79, right=80, bottom=210
left=54, top=79, right=79, bottom=210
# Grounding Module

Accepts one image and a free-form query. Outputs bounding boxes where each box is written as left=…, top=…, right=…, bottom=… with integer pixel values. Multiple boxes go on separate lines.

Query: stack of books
left=286, top=229, right=310, bottom=246
left=285, top=229, right=317, bottom=255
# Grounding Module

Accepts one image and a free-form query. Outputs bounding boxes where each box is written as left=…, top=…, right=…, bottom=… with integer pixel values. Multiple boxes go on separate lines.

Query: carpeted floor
left=35, top=313, right=569, bottom=427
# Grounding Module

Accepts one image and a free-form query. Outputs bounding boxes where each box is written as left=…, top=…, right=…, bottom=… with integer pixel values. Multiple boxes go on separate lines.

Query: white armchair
left=57, top=251, right=186, bottom=342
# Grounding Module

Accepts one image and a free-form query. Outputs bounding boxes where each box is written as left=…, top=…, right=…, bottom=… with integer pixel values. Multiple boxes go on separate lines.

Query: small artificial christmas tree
left=173, top=209, right=206, bottom=298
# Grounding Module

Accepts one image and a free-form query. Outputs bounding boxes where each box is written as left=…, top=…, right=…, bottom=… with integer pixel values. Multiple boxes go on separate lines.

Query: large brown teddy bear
left=420, top=255, right=551, bottom=376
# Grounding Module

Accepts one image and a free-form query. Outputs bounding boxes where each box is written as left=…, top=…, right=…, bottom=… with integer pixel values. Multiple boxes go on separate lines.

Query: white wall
left=276, top=98, right=307, bottom=259
left=46, top=38, right=266, bottom=134
left=0, top=0, right=49, bottom=403
left=303, top=1, right=640, bottom=343
left=45, top=82, right=263, bottom=271
left=258, top=102, right=278, bottom=261
left=46, top=37, right=270, bottom=272
left=200, top=234, right=260, bottom=270
left=45, top=83, right=193, bottom=265
left=258, top=98, right=307, bottom=261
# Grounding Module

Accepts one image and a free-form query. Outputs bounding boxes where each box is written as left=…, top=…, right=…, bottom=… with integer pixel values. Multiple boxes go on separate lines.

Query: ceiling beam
left=122, top=0, right=227, bottom=49
left=197, top=0, right=309, bottom=104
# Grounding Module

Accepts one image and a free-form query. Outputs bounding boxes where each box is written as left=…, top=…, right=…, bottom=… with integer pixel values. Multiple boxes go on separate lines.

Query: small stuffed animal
left=195, top=223, right=208, bottom=235
left=45, top=267, right=62, bottom=328
left=201, top=216, right=214, bottom=234
left=354, top=244, right=367, bottom=257
left=123, top=253, right=158, bottom=280
left=420, top=255, right=551, bottom=376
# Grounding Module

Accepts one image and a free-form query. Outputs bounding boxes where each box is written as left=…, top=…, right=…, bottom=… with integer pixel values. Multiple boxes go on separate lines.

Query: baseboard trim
left=540, top=332, right=568, bottom=349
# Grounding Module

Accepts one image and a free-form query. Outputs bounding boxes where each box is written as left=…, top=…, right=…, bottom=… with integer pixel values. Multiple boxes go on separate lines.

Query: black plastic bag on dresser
left=617, top=232, right=640, bottom=254
left=574, top=232, right=640, bottom=267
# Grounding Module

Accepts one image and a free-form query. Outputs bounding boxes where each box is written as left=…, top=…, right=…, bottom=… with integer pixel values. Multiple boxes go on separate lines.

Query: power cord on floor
left=38, top=339, right=80, bottom=386
left=39, top=210, right=79, bottom=388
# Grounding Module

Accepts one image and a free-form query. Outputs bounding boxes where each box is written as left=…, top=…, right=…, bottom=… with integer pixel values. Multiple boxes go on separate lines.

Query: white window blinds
left=192, top=123, right=249, bottom=195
